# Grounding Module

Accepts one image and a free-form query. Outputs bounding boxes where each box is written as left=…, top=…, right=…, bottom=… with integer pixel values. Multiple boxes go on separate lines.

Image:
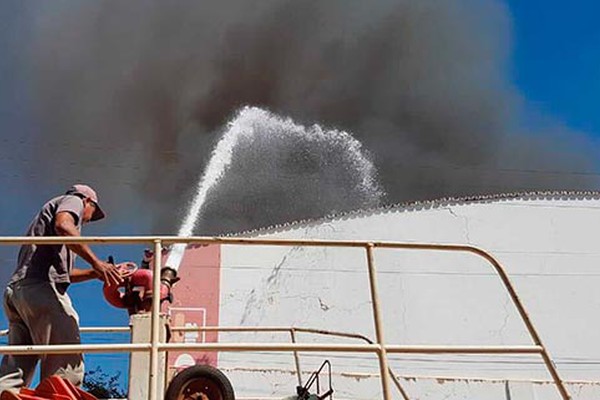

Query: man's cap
left=65, top=184, right=106, bottom=221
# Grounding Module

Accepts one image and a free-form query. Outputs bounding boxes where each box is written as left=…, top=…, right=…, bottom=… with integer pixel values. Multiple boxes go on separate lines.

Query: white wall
left=217, top=193, right=600, bottom=399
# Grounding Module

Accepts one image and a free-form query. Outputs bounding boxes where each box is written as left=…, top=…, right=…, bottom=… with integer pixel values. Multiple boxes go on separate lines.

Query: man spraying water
left=0, top=185, right=127, bottom=395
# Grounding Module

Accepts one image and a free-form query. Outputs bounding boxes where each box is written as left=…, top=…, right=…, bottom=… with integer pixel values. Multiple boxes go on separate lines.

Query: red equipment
left=0, top=375, right=97, bottom=400
left=102, top=263, right=171, bottom=315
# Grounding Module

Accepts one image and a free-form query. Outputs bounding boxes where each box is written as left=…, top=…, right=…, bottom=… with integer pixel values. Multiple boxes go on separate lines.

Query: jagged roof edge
left=222, top=190, right=600, bottom=238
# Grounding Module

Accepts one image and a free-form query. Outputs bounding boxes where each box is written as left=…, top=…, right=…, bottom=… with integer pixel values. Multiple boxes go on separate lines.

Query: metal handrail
left=0, top=236, right=571, bottom=400
left=0, top=327, right=132, bottom=336
left=6, top=322, right=583, bottom=387
left=16, top=320, right=587, bottom=389
left=2, top=325, right=545, bottom=396
left=169, top=325, right=376, bottom=388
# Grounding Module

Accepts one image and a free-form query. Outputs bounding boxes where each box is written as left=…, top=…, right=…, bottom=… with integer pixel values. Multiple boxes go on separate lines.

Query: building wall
left=167, top=244, right=221, bottom=371
left=179, top=193, right=600, bottom=399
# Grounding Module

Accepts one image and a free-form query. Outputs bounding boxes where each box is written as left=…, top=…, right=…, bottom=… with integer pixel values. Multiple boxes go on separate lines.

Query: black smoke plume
left=21, top=0, right=599, bottom=233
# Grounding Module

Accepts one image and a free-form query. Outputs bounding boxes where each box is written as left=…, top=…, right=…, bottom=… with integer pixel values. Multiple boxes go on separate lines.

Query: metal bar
left=148, top=240, right=162, bottom=400
left=292, top=327, right=373, bottom=343
left=0, top=343, right=151, bottom=354
left=1, top=327, right=131, bottom=337
left=80, top=327, right=131, bottom=333
left=290, top=328, right=303, bottom=387
left=0, top=236, right=514, bottom=249
left=385, top=345, right=543, bottom=354
left=457, top=248, right=571, bottom=400
left=386, top=366, right=409, bottom=397
left=177, top=326, right=374, bottom=343
left=170, top=326, right=297, bottom=332
left=365, top=244, right=408, bottom=400
left=0, top=342, right=544, bottom=355
left=0, top=236, right=372, bottom=246
left=158, top=343, right=381, bottom=352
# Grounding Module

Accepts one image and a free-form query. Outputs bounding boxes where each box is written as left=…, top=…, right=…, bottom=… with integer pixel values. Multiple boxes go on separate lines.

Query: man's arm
left=54, top=211, right=123, bottom=286
left=70, top=268, right=99, bottom=283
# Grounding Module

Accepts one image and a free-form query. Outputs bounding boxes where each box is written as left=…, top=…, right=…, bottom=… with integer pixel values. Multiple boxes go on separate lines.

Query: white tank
left=169, top=191, right=600, bottom=399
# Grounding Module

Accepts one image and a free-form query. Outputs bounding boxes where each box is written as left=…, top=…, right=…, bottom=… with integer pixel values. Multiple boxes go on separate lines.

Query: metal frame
left=0, top=236, right=571, bottom=400
left=170, top=325, right=410, bottom=394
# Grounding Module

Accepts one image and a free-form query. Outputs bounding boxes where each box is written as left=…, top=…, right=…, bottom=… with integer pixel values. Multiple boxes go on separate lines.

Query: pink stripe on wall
left=166, top=244, right=221, bottom=369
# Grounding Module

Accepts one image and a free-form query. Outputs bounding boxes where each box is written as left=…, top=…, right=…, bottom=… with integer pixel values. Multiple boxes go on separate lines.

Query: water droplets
left=166, top=107, right=384, bottom=269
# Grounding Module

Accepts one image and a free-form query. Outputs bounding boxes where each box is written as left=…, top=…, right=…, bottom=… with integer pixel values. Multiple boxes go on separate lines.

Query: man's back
left=10, top=195, right=84, bottom=286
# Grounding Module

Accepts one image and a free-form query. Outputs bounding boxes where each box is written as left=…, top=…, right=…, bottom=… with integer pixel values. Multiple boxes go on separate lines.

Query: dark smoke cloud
left=22, top=0, right=599, bottom=234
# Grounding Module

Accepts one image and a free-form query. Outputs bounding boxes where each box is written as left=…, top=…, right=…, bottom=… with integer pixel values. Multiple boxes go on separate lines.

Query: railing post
left=478, top=252, right=571, bottom=400
left=290, top=328, right=303, bottom=387
left=365, top=244, right=408, bottom=400
left=149, top=240, right=163, bottom=400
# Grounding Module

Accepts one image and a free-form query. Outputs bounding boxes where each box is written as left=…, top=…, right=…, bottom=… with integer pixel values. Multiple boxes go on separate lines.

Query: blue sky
left=506, top=1, right=600, bottom=135
left=0, top=0, right=599, bottom=391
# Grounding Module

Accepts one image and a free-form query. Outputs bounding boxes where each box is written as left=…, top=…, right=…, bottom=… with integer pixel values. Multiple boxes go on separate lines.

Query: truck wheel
left=165, top=364, right=235, bottom=400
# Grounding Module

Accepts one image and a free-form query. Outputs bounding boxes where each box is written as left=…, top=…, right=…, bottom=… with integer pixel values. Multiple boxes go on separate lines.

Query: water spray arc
left=163, top=106, right=383, bottom=279
left=160, top=108, right=255, bottom=290
left=165, top=111, right=251, bottom=271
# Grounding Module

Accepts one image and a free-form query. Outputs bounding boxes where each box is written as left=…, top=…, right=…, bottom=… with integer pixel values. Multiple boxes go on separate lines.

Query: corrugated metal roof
left=225, top=190, right=600, bottom=237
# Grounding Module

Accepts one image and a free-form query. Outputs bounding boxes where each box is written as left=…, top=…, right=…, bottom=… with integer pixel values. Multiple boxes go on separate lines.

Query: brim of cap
left=91, top=201, right=106, bottom=221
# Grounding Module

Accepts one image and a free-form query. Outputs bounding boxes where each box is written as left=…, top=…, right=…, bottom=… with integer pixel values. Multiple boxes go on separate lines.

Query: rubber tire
left=165, top=364, right=235, bottom=400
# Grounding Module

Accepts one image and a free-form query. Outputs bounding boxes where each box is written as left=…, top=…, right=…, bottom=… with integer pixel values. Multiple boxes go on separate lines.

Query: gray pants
left=1, top=280, right=84, bottom=391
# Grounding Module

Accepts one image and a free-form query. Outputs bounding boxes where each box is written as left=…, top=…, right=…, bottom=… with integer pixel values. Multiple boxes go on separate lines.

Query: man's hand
left=92, top=260, right=123, bottom=286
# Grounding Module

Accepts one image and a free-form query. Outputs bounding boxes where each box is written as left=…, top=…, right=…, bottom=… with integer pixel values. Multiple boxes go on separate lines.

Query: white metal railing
left=0, top=236, right=572, bottom=400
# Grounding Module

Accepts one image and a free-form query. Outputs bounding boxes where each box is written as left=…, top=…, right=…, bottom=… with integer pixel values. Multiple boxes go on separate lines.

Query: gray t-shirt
left=9, top=195, right=84, bottom=286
